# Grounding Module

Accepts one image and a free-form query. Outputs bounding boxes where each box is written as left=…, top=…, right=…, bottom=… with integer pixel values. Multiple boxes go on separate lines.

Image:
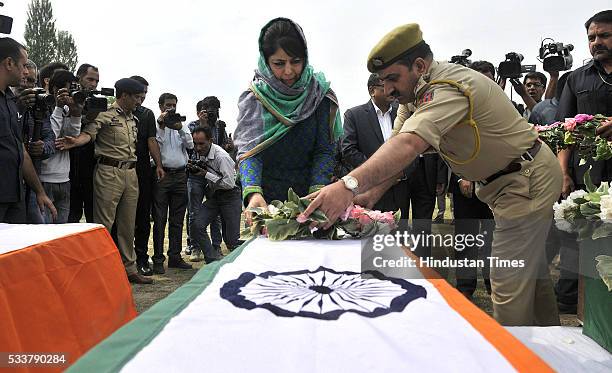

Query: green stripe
left=67, top=239, right=254, bottom=373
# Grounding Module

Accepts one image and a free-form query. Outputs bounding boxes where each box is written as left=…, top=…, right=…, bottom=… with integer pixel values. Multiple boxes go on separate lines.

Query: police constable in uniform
left=302, top=24, right=562, bottom=326
left=57, top=78, right=153, bottom=284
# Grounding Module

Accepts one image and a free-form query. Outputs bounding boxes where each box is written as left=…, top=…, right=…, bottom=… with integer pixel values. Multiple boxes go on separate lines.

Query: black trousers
left=407, top=163, right=436, bottom=258
left=0, top=200, right=26, bottom=223
left=134, top=165, right=155, bottom=265
left=152, top=170, right=187, bottom=264
left=68, top=144, right=95, bottom=223
left=452, top=191, right=494, bottom=295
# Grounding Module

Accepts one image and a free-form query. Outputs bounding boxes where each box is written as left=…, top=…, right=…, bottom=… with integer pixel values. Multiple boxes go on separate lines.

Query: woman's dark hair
left=260, top=19, right=306, bottom=61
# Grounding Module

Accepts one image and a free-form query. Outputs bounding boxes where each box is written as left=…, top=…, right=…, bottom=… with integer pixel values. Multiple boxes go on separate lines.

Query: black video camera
left=31, top=87, right=55, bottom=110
left=449, top=49, right=472, bottom=67
left=0, top=2, right=13, bottom=34
left=539, top=39, right=574, bottom=72
left=69, top=82, right=114, bottom=113
left=497, top=52, right=536, bottom=79
left=163, top=109, right=187, bottom=126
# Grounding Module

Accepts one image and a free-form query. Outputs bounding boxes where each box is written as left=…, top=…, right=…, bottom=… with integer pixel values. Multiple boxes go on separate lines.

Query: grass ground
left=129, top=196, right=579, bottom=326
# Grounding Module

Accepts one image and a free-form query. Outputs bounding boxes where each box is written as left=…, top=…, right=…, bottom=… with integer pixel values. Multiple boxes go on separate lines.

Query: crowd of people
left=0, top=10, right=611, bottom=326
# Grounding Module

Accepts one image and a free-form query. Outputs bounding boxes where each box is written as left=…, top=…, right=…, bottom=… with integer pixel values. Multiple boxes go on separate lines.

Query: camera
left=31, top=87, right=55, bottom=109
left=539, top=39, right=574, bottom=72
left=449, top=49, right=472, bottom=67
left=0, top=2, right=13, bottom=34
left=69, top=83, right=114, bottom=113
left=163, top=109, right=186, bottom=126
left=497, top=52, right=536, bottom=79
left=186, top=159, right=206, bottom=173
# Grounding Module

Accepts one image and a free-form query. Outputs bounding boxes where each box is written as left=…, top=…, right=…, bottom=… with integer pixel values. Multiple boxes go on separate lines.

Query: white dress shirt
left=156, top=122, right=194, bottom=168
left=371, top=99, right=393, bottom=142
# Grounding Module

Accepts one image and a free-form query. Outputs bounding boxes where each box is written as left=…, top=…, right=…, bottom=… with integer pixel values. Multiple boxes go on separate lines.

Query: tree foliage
left=24, top=0, right=78, bottom=71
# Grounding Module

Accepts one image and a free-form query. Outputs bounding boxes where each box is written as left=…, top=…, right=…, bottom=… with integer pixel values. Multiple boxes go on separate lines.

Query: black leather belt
left=163, top=166, right=186, bottom=173
left=480, top=140, right=542, bottom=185
left=98, top=156, right=136, bottom=169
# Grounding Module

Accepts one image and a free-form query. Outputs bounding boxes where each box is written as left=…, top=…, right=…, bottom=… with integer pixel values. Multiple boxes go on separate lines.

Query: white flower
left=568, top=190, right=587, bottom=200
left=268, top=205, right=279, bottom=216
left=599, top=195, right=612, bottom=220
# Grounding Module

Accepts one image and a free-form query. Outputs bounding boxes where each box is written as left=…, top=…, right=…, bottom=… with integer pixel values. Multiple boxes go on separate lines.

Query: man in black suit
left=341, top=74, right=446, bottom=258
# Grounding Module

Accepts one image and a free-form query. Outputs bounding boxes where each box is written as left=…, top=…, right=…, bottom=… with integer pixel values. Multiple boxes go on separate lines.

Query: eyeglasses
left=525, top=83, right=544, bottom=88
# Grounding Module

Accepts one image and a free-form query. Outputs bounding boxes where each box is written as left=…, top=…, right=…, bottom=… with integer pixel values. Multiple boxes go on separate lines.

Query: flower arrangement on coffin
left=535, top=114, right=612, bottom=163
left=553, top=171, right=612, bottom=240
left=241, top=188, right=401, bottom=241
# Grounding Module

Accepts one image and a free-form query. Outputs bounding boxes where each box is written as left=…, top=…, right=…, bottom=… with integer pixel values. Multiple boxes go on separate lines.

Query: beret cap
left=114, top=78, right=145, bottom=94
left=367, top=23, right=424, bottom=73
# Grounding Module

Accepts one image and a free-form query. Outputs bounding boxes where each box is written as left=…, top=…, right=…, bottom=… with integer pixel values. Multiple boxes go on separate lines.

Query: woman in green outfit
left=234, top=17, right=343, bottom=224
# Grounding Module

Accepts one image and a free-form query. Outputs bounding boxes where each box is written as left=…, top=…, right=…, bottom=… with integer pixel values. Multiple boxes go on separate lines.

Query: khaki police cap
left=367, top=23, right=423, bottom=73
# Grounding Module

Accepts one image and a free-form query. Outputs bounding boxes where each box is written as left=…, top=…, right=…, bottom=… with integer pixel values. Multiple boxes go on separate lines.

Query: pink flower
left=261, top=226, right=268, bottom=236
left=340, top=205, right=353, bottom=221
left=574, top=114, right=594, bottom=124
left=563, top=118, right=577, bottom=132
left=358, top=214, right=373, bottom=226
left=349, top=205, right=366, bottom=219
left=535, top=122, right=562, bottom=132
left=382, top=211, right=395, bottom=225
left=296, top=215, right=308, bottom=223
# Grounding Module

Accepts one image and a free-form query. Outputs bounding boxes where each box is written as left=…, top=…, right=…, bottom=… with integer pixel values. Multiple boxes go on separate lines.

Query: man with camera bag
left=151, top=93, right=193, bottom=273
left=56, top=78, right=152, bottom=284
left=189, top=126, right=242, bottom=262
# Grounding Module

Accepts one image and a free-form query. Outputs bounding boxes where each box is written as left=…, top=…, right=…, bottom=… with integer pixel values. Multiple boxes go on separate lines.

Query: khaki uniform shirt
left=82, top=102, right=138, bottom=162
left=395, top=61, right=538, bottom=181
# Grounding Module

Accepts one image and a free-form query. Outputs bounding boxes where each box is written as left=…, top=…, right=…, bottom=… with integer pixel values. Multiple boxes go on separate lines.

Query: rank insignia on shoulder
left=418, top=91, right=434, bottom=105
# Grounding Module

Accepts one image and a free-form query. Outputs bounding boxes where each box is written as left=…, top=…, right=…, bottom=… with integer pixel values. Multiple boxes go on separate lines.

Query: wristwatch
left=341, top=175, right=359, bottom=196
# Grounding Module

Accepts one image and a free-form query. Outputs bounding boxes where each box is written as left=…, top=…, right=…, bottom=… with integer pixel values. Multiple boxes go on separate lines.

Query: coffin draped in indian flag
left=67, top=238, right=552, bottom=373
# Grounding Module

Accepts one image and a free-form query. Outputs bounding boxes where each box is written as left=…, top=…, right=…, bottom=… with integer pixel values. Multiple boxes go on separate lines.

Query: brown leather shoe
left=128, top=273, right=154, bottom=284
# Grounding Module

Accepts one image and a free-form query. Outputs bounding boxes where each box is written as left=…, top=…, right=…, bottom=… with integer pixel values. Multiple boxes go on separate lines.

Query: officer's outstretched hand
left=301, top=181, right=353, bottom=229
left=55, top=136, right=77, bottom=151
left=596, top=118, right=612, bottom=141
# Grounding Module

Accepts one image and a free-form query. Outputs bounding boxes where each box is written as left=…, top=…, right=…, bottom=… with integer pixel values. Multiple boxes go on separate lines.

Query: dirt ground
left=130, top=199, right=579, bottom=326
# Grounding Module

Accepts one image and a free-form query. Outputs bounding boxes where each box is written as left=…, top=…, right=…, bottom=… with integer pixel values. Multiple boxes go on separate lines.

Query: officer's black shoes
left=168, top=257, right=193, bottom=270
left=128, top=273, right=154, bottom=285
left=152, top=262, right=166, bottom=274
left=204, top=256, right=223, bottom=265
left=137, top=262, right=153, bottom=276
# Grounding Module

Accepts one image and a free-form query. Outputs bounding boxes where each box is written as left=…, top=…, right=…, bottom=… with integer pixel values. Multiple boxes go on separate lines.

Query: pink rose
left=382, top=211, right=395, bottom=225
left=358, top=214, right=373, bottom=226
left=350, top=205, right=366, bottom=219
left=574, top=114, right=594, bottom=124
left=563, top=118, right=577, bottom=132
left=261, top=226, right=268, bottom=236
left=296, top=215, right=308, bottom=223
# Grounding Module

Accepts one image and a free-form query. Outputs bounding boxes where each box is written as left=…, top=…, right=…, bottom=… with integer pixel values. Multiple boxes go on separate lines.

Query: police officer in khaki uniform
left=57, top=78, right=153, bottom=284
left=303, top=24, right=562, bottom=326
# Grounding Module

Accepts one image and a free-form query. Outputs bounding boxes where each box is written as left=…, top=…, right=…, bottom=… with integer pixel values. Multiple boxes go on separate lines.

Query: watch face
left=345, top=177, right=357, bottom=189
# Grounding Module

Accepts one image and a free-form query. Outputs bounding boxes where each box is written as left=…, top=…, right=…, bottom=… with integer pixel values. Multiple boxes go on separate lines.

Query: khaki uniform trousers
left=93, top=164, right=139, bottom=275
left=477, top=144, right=562, bottom=326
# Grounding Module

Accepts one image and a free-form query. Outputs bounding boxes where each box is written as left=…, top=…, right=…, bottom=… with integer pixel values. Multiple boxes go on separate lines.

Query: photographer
left=151, top=93, right=193, bottom=273
left=0, top=37, right=56, bottom=223
left=190, top=126, right=242, bottom=262
left=185, top=97, right=229, bottom=260
left=68, top=63, right=99, bottom=223
left=38, top=70, right=82, bottom=223
left=38, top=62, right=68, bottom=93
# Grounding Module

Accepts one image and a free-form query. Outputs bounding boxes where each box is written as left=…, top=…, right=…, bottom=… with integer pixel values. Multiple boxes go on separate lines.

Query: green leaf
left=584, top=168, right=596, bottom=193
left=265, top=219, right=301, bottom=241
left=287, top=188, right=301, bottom=206
left=592, top=224, right=612, bottom=240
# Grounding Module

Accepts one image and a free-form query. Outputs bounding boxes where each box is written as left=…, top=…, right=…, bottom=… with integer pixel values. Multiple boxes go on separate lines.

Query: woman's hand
left=245, top=193, right=267, bottom=226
